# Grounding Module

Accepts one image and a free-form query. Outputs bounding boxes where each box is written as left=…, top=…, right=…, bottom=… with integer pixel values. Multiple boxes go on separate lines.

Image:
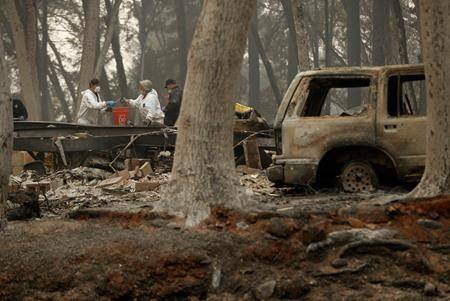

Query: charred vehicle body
left=267, top=64, right=427, bottom=192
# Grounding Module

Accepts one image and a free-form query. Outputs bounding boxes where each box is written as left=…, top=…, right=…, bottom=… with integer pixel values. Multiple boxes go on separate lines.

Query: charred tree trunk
left=105, top=0, right=128, bottom=97
left=392, top=0, right=409, bottom=65
left=174, top=0, right=188, bottom=83
left=408, top=0, right=450, bottom=198
left=291, top=0, right=311, bottom=71
left=48, top=39, right=77, bottom=109
left=75, top=0, right=100, bottom=119
left=344, top=0, right=361, bottom=107
left=281, top=0, right=299, bottom=81
left=94, top=0, right=122, bottom=79
left=38, top=0, right=52, bottom=120
left=48, top=61, right=72, bottom=122
left=250, top=22, right=282, bottom=105
left=0, top=32, right=12, bottom=230
left=163, top=0, right=256, bottom=227
left=4, top=1, right=41, bottom=120
left=344, top=0, right=361, bottom=66
left=412, top=0, right=422, bottom=62
left=324, top=0, right=333, bottom=66
left=372, top=0, right=389, bottom=66
left=248, top=15, right=260, bottom=107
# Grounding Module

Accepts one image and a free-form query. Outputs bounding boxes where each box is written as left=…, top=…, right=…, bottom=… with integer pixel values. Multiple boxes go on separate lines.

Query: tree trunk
left=105, top=0, right=128, bottom=97
left=48, top=61, right=72, bottom=122
left=344, top=0, right=361, bottom=66
left=280, top=0, right=299, bottom=81
left=250, top=22, right=282, bottom=105
left=412, top=0, right=422, bottom=62
left=372, top=0, right=389, bottom=66
left=174, top=0, right=188, bottom=83
left=4, top=0, right=41, bottom=120
left=75, top=0, right=100, bottom=119
left=291, top=0, right=311, bottom=71
left=0, top=30, right=12, bottom=230
left=248, top=15, right=260, bottom=107
left=392, top=0, right=409, bottom=65
left=94, top=0, right=122, bottom=79
left=38, top=0, right=52, bottom=121
left=324, top=0, right=332, bottom=66
left=163, top=0, right=256, bottom=227
left=48, top=38, right=77, bottom=108
left=408, top=0, right=450, bottom=198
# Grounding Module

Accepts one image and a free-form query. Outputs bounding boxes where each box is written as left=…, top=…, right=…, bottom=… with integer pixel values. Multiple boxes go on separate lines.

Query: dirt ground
left=1, top=168, right=449, bottom=300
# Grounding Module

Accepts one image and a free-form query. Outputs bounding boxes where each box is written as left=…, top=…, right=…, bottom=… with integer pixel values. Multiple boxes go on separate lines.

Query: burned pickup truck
left=267, top=64, right=427, bottom=192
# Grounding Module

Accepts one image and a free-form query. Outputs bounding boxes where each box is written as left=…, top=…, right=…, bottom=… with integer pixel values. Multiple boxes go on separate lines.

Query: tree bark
left=38, top=0, right=52, bottom=120
left=105, top=0, right=128, bottom=97
left=392, top=0, right=409, bottom=65
left=4, top=0, right=41, bottom=120
left=0, top=30, right=12, bottom=230
left=324, top=0, right=333, bottom=66
left=163, top=0, right=256, bottom=227
left=372, top=0, right=389, bottom=66
left=94, top=0, right=122, bottom=79
left=291, top=0, right=311, bottom=71
left=75, top=0, right=100, bottom=119
left=344, top=0, right=361, bottom=66
left=48, top=61, right=72, bottom=122
left=174, top=0, right=188, bottom=83
left=48, top=38, right=77, bottom=108
left=281, top=0, right=299, bottom=81
left=248, top=14, right=260, bottom=107
left=412, top=0, right=422, bottom=62
left=408, top=0, right=450, bottom=198
left=250, top=22, right=282, bottom=105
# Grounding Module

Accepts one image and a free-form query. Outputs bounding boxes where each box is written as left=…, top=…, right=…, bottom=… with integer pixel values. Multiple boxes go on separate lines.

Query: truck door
left=376, top=71, right=427, bottom=181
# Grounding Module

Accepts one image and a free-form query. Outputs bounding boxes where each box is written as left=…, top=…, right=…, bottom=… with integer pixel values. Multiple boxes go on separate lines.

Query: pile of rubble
left=8, top=158, right=169, bottom=218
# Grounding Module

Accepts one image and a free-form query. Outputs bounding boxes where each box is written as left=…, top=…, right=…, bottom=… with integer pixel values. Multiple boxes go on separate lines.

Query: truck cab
left=267, top=65, right=427, bottom=192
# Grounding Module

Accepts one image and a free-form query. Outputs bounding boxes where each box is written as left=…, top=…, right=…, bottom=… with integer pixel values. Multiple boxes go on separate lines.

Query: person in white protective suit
left=126, top=80, right=165, bottom=126
left=76, top=78, right=111, bottom=125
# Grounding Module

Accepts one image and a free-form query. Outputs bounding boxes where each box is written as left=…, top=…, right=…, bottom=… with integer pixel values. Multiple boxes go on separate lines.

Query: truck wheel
left=339, top=161, right=378, bottom=193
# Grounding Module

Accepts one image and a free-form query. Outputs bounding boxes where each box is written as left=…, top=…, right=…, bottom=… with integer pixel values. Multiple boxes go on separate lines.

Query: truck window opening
left=301, top=77, right=371, bottom=117
left=387, top=74, right=427, bottom=117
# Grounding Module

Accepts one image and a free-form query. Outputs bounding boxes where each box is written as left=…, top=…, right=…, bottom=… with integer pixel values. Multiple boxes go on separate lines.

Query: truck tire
left=339, top=161, right=378, bottom=193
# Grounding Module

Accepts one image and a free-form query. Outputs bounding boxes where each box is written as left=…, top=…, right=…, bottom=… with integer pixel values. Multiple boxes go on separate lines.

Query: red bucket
left=112, top=107, right=129, bottom=126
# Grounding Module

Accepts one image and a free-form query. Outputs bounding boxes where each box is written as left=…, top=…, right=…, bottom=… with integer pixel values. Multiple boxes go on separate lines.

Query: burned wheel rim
left=340, top=162, right=378, bottom=193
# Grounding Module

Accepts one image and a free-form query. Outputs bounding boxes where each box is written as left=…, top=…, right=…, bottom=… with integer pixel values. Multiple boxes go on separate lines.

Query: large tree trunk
left=163, top=0, right=256, bottom=227
left=38, top=0, right=52, bottom=121
left=372, top=0, right=389, bottom=66
left=250, top=22, right=282, bottom=105
left=280, top=0, right=299, bottom=81
left=94, top=0, right=122, bottom=79
left=0, top=31, right=12, bottom=230
left=248, top=14, right=260, bottom=107
left=408, top=0, right=450, bottom=198
left=75, top=0, right=100, bottom=119
left=4, top=1, right=41, bottom=120
left=344, top=0, right=361, bottom=66
left=174, top=0, right=188, bottom=83
left=291, top=0, right=311, bottom=71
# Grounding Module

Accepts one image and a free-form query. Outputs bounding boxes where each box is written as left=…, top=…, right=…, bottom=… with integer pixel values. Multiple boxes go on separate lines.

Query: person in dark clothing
left=11, top=98, right=28, bottom=121
left=163, top=79, right=182, bottom=126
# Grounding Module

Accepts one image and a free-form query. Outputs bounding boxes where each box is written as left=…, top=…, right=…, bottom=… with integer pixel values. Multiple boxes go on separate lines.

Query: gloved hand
left=106, top=101, right=116, bottom=108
